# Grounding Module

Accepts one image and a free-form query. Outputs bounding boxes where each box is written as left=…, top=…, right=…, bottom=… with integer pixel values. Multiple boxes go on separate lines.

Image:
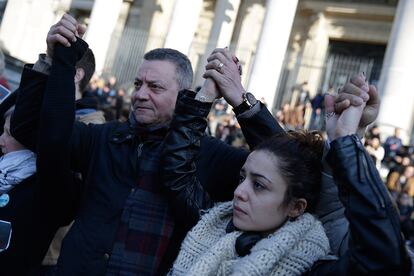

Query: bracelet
left=195, top=93, right=216, bottom=103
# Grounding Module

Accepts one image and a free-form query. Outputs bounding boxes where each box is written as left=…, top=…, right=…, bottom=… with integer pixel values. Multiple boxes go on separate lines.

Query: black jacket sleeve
left=36, top=40, right=88, bottom=223
left=308, top=135, right=411, bottom=275
left=10, top=53, right=96, bottom=179
left=236, top=102, right=284, bottom=149
left=162, top=90, right=214, bottom=227
left=10, top=66, right=49, bottom=151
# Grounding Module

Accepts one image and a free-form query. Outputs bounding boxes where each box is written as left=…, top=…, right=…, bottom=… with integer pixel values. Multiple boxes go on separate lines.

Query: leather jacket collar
left=110, top=113, right=169, bottom=144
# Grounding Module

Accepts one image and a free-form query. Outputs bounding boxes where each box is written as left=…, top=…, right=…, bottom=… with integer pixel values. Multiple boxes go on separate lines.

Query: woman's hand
left=333, top=74, right=380, bottom=138
left=195, top=78, right=220, bottom=102
left=326, top=73, right=370, bottom=141
left=202, top=48, right=245, bottom=107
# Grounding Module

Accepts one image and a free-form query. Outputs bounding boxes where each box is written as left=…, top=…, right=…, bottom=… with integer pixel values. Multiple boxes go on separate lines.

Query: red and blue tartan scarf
left=106, top=122, right=175, bottom=275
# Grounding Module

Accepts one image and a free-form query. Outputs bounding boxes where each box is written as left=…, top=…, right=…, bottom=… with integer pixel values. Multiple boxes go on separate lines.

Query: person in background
left=365, top=124, right=381, bottom=141
left=0, top=103, right=38, bottom=274
left=365, top=137, right=385, bottom=170
left=0, top=24, right=94, bottom=275
left=0, top=49, right=10, bottom=90
left=387, top=165, right=414, bottom=198
left=398, top=192, right=414, bottom=246
left=114, top=88, right=125, bottom=120
left=309, top=89, right=325, bottom=130
left=384, top=127, right=404, bottom=164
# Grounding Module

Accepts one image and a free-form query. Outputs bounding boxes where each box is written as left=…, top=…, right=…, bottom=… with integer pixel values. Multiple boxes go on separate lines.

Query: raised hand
left=203, top=48, right=245, bottom=107
left=326, top=73, right=369, bottom=140
left=334, top=74, right=380, bottom=131
left=195, top=78, right=220, bottom=103
left=46, top=14, right=86, bottom=58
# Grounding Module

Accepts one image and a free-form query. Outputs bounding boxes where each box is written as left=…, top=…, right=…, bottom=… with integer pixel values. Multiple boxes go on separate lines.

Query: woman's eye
left=239, top=175, right=245, bottom=184
left=253, top=181, right=265, bottom=190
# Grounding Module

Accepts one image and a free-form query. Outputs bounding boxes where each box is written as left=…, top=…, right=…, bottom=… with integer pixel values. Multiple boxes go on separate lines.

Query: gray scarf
left=0, top=149, right=36, bottom=194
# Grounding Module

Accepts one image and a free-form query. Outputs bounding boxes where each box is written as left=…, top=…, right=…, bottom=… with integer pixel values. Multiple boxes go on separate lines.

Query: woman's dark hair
left=254, top=130, right=324, bottom=213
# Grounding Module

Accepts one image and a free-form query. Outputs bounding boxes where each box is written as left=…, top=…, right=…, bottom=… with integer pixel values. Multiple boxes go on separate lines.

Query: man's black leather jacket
left=162, top=90, right=411, bottom=274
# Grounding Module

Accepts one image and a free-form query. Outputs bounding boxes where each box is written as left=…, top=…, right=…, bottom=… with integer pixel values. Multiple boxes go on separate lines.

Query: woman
left=0, top=105, right=37, bottom=267
left=163, top=88, right=329, bottom=275
left=161, top=77, right=410, bottom=274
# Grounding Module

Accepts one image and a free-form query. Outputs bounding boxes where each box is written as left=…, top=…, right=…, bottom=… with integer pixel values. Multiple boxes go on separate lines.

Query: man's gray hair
left=143, top=48, right=193, bottom=90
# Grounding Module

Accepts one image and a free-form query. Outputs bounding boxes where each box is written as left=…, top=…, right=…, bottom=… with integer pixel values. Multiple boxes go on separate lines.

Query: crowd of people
left=364, top=126, right=414, bottom=247
left=0, top=13, right=412, bottom=275
left=84, top=75, right=127, bottom=121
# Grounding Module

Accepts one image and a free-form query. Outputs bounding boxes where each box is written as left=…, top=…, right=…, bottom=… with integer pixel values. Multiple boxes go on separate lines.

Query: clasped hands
left=197, top=47, right=380, bottom=139
left=197, top=48, right=244, bottom=107
left=326, top=73, right=380, bottom=141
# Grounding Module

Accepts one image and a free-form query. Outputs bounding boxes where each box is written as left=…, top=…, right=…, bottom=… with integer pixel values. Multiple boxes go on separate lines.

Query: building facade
left=0, top=0, right=413, bottom=141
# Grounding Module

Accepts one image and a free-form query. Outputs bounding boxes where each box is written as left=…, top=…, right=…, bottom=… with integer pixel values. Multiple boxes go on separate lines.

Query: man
left=11, top=14, right=281, bottom=275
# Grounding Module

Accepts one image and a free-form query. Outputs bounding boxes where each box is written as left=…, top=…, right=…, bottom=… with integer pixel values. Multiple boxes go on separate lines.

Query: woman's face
left=0, top=116, right=25, bottom=155
left=233, top=150, right=296, bottom=232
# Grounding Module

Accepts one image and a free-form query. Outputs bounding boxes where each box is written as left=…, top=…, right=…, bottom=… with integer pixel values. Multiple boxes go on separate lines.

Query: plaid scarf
left=106, top=123, right=175, bottom=275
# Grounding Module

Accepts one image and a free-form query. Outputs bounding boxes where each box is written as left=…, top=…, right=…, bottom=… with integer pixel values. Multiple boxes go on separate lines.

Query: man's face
left=131, top=60, right=180, bottom=126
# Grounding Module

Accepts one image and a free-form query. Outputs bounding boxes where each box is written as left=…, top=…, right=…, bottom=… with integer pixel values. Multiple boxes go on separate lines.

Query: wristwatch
left=233, top=92, right=257, bottom=115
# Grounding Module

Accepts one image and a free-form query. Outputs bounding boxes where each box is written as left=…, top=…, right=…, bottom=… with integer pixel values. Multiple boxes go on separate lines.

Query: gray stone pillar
left=164, top=0, right=203, bottom=55
left=247, top=0, right=299, bottom=111
left=193, top=0, right=241, bottom=86
left=84, top=0, right=123, bottom=74
left=0, top=0, right=72, bottom=62
left=377, top=0, right=414, bottom=143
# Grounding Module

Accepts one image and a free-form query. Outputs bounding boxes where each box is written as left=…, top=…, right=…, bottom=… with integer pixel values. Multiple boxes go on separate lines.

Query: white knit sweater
left=169, top=201, right=330, bottom=276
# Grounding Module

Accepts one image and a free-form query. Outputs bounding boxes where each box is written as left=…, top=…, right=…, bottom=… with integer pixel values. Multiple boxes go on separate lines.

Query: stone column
left=0, top=0, right=71, bottom=63
left=164, top=0, right=203, bottom=55
left=377, top=0, right=414, bottom=143
left=84, top=0, right=123, bottom=74
left=231, top=1, right=266, bottom=87
left=247, top=0, right=299, bottom=112
left=295, top=13, right=329, bottom=97
left=193, top=0, right=241, bottom=86
left=145, top=0, right=176, bottom=52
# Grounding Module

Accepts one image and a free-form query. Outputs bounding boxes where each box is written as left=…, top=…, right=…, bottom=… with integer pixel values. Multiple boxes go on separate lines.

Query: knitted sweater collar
left=169, top=201, right=330, bottom=276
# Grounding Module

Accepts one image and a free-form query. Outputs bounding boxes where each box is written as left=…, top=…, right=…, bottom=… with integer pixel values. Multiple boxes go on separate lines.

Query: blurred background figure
left=0, top=49, right=9, bottom=90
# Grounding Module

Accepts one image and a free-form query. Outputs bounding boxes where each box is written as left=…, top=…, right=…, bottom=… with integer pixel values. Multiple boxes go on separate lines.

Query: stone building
left=0, top=0, right=412, bottom=141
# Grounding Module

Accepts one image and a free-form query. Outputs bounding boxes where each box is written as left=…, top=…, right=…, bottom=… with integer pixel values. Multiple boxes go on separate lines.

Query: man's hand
left=334, top=74, right=381, bottom=132
left=203, top=48, right=245, bottom=107
left=46, top=14, right=86, bottom=58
